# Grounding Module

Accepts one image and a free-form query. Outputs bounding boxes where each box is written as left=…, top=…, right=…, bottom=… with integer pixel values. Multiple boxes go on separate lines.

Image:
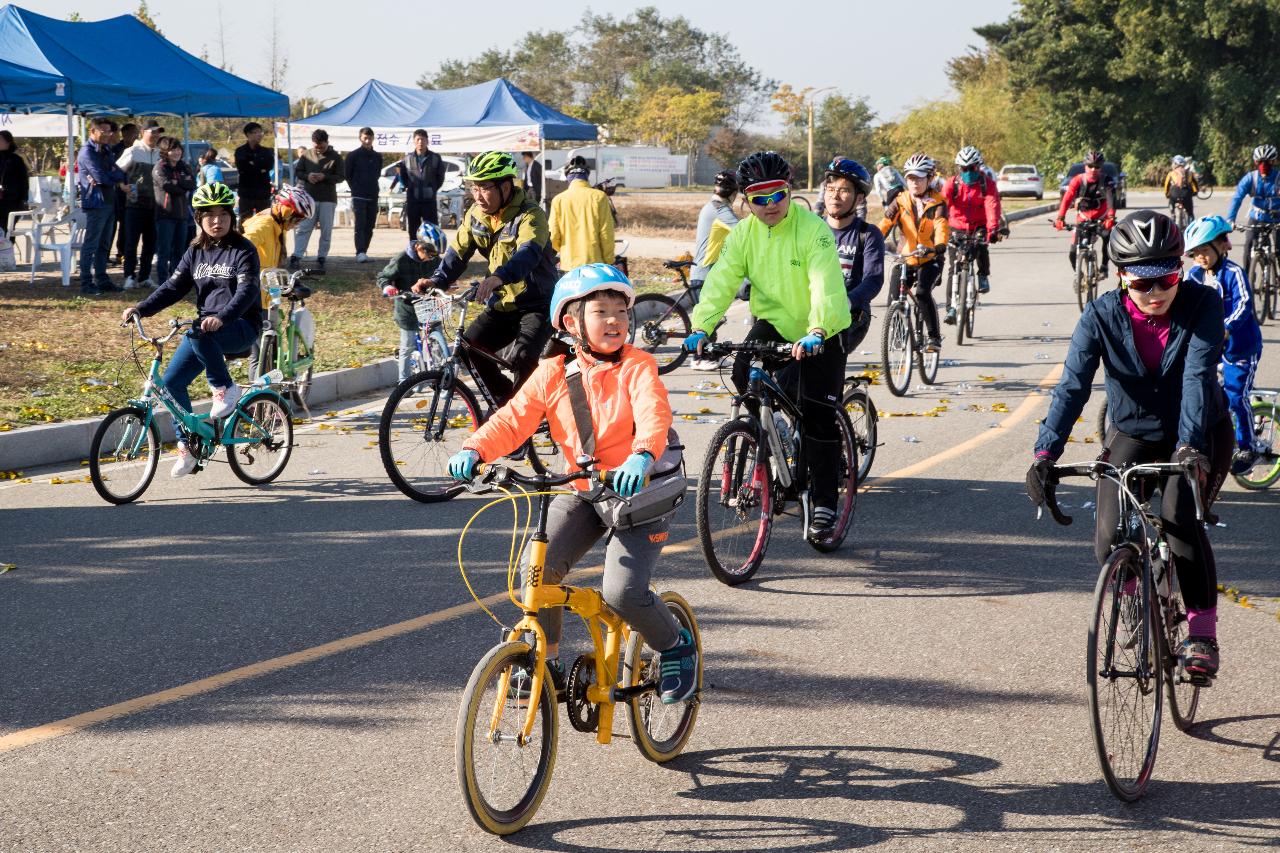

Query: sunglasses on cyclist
left=959, top=164, right=980, bottom=173
left=1123, top=271, right=1180, bottom=293
left=748, top=188, right=789, bottom=206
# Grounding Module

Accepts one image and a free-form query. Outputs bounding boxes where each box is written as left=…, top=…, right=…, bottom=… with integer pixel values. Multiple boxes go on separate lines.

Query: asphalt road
left=2, top=192, right=1278, bottom=851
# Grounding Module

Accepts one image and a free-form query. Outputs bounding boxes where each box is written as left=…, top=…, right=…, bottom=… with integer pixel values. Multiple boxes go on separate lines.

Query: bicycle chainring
left=565, top=654, right=600, bottom=733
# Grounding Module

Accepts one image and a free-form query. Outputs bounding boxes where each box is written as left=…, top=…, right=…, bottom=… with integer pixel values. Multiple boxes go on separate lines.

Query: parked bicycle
left=454, top=464, right=701, bottom=835
left=627, top=257, right=704, bottom=374
left=1235, top=389, right=1280, bottom=489
left=377, top=283, right=555, bottom=503
left=396, top=289, right=462, bottom=373
left=251, top=268, right=318, bottom=408
left=694, top=340, right=859, bottom=584
left=1239, top=222, right=1279, bottom=324
left=945, top=228, right=986, bottom=346
left=1042, top=459, right=1206, bottom=802
left=881, top=247, right=940, bottom=397
left=90, top=315, right=293, bottom=504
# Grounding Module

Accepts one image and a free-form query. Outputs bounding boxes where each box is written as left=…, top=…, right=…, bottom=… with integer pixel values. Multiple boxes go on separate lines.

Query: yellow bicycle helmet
left=193, top=181, right=235, bottom=209
left=463, top=151, right=519, bottom=183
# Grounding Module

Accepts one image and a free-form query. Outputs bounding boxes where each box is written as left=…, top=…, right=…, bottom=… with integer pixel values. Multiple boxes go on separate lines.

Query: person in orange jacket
left=446, top=262, right=698, bottom=705
left=878, top=153, right=950, bottom=351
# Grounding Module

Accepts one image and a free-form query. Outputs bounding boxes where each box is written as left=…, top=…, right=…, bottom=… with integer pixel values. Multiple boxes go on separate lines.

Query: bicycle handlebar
left=121, top=314, right=193, bottom=345
left=1044, top=459, right=1204, bottom=526
left=464, top=462, right=634, bottom=500
left=700, top=340, right=796, bottom=360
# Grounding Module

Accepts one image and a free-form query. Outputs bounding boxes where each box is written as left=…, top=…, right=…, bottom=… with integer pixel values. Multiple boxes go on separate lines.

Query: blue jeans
left=154, top=217, right=188, bottom=284
left=162, top=318, right=257, bottom=413
left=398, top=328, right=418, bottom=382
left=79, top=205, right=115, bottom=288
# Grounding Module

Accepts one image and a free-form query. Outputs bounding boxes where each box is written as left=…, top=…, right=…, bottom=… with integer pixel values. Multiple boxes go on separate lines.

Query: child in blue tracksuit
left=1183, top=215, right=1264, bottom=473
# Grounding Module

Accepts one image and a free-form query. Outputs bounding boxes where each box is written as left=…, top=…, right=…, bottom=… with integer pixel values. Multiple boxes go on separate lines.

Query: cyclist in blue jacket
left=1226, top=144, right=1280, bottom=280
left=1183, top=215, right=1265, bottom=474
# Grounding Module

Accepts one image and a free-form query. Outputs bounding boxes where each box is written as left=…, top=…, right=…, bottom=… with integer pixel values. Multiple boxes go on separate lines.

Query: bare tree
left=264, top=4, right=288, bottom=92
left=215, top=2, right=232, bottom=72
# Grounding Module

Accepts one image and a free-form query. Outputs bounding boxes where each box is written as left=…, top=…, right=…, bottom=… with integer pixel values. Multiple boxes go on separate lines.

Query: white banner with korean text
left=275, top=123, right=543, bottom=154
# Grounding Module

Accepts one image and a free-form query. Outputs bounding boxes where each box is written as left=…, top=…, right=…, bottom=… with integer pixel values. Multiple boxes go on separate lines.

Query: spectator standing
left=289, top=129, right=344, bottom=272
left=234, top=122, right=275, bottom=226
left=548, top=155, right=614, bottom=269
left=344, top=126, right=382, bottom=263
left=198, top=148, right=223, bottom=186
left=0, top=130, right=30, bottom=234
left=110, top=122, right=138, bottom=264
left=75, top=118, right=126, bottom=295
left=521, top=151, right=542, bottom=205
left=392, top=129, right=446, bottom=238
left=152, top=137, right=196, bottom=284
left=117, top=119, right=164, bottom=289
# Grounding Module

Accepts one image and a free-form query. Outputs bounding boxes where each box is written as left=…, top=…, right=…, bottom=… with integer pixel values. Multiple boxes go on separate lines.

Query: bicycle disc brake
left=566, top=654, right=600, bottom=733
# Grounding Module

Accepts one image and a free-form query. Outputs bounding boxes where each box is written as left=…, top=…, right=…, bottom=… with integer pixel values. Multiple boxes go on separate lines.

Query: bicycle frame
left=259, top=270, right=315, bottom=381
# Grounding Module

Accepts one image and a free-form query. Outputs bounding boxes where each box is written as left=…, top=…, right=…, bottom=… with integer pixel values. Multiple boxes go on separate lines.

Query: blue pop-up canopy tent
left=281, top=78, right=596, bottom=154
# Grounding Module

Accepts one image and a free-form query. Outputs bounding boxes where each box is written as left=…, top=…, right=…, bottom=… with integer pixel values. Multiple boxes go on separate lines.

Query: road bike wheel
left=378, top=369, right=480, bottom=503
left=807, top=407, right=858, bottom=554
left=1197, top=184, right=1213, bottom=200
left=1270, top=261, right=1280, bottom=322
left=455, top=641, right=558, bottom=836
left=624, top=592, right=702, bottom=763
left=291, top=334, right=314, bottom=408
left=629, top=293, right=691, bottom=374
left=842, top=384, right=877, bottom=482
left=89, top=406, right=161, bottom=505
left=792, top=195, right=812, bottom=211
left=956, top=266, right=969, bottom=346
left=881, top=304, right=913, bottom=397
left=1087, top=545, right=1163, bottom=802
left=1074, top=253, right=1089, bottom=313
left=1160, top=568, right=1201, bottom=732
left=1235, top=401, right=1280, bottom=489
left=916, top=300, right=940, bottom=385
left=964, top=273, right=977, bottom=340
left=226, top=393, right=293, bottom=485
left=1253, top=255, right=1269, bottom=325
left=695, top=418, right=772, bottom=585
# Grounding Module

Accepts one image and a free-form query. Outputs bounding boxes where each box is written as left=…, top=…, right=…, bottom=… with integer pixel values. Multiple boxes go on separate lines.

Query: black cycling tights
left=462, top=307, right=552, bottom=404
left=731, top=319, right=846, bottom=510
left=1094, top=419, right=1233, bottom=612
left=906, top=260, right=943, bottom=342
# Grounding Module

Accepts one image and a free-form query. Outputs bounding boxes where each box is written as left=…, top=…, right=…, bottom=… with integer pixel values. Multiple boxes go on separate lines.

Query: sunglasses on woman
left=1124, top=271, right=1180, bottom=293
left=748, top=188, right=789, bottom=206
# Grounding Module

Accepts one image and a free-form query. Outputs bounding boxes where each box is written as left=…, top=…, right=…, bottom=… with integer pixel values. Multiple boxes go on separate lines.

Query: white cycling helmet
left=1171, top=154, right=1187, bottom=167
left=1253, top=144, right=1277, bottom=163
left=955, top=146, right=982, bottom=168
left=902, top=153, right=935, bottom=177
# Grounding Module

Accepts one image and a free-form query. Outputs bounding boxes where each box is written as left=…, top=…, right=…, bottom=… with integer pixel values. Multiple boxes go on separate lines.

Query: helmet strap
left=566, top=299, right=621, bottom=363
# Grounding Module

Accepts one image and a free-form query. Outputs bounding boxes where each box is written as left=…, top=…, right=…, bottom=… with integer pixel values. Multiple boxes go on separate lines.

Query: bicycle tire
left=378, top=369, right=480, bottom=503
left=1087, top=544, right=1162, bottom=802
left=695, top=418, right=772, bottom=585
left=1074, top=252, right=1089, bottom=313
left=1234, top=401, right=1280, bottom=489
left=625, top=592, right=702, bottom=763
left=455, top=641, right=558, bottom=835
left=1271, top=260, right=1280, bottom=322
left=629, top=293, right=691, bottom=374
left=807, top=406, right=858, bottom=554
left=255, top=333, right=277, bottom=381
left=964, top=262, right=978, bottom=341
left=291, top=332, right=314, bottom=409
left=1160, top=564, right=1201, bottom=732
left=956, top=264, right=969, bottom=346
left=792, top=195, right=812, bottom=211
left=89, top=406, right=161, bottom=504
left=1253, top=254, right=1269, bottom=325
left=842, top=384, right=877, bottom=482
left=881, top=303, right=913, bottom=397
left=225, top=393, right=293, bottom=485
left=916, top=297, right=940, bottom=385
left=1196, top=184, right=1213, bottom=200
left=426, top=332, right=449, bottom=370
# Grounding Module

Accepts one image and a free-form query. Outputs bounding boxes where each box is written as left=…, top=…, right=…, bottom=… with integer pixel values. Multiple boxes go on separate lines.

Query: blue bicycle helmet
left=415, top=221, right=447, bottom=256
left=550, top=263, right=635, bottom=331
left=823, top=157, right=872, bottom=194
left=1183, top=215, right=1233, bottom=254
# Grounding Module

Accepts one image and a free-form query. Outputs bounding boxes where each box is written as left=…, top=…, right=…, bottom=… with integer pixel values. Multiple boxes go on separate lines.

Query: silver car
left=997, top=164, right=1044, bottom=199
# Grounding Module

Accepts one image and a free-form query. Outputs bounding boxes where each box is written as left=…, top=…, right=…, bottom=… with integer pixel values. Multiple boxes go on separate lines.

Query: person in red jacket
left=1055, top=149, right=1116, bottom=278
left=941, top=145, right=1002, bottom=322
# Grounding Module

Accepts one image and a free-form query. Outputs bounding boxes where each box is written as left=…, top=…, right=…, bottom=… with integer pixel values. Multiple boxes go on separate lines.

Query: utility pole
left=806, top=87, right=835, bottom=191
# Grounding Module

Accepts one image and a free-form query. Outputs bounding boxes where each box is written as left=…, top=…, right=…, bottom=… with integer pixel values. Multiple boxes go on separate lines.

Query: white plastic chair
left=29, top=209, right=85, bottom=287
left=334, top=195, right=353, bottom=227
left=6, top=208, right=38, bottom=263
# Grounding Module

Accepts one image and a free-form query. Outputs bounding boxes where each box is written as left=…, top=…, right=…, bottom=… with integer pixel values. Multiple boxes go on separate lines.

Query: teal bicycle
left=89, top=315, right=295, bottom=505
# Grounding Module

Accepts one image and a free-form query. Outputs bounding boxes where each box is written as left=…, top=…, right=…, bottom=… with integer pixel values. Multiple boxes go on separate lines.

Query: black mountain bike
left=881, top=248, right=940, bottom=397
left=1240, top=222, right=1279, bottom=324
left=377, top=284, right=556, bottom=502
left=694, top=340, right=859, bottom=585
left=1042, top=459, right=1206, bottom=802
left=945, top=229, right=985, bottom=346
left=627, top=258, right=701, bottom=374
left=1061, top=220, right=1106, bottom=313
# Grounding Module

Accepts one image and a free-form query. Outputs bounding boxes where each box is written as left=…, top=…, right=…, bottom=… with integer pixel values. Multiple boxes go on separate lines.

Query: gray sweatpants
left=291, top=200, right=336, bottom=260
left=522, top=493, right=680, bottom=652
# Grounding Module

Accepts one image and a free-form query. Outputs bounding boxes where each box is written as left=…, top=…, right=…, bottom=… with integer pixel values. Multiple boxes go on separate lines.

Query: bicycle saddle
left=663, top=259, right=693, bottom=270
left=284, top=284, right=312, bottom=300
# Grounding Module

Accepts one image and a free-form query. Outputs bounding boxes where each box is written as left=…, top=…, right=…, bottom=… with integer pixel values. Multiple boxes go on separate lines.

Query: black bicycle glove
left=1025, top=457, right=1057, bottom=508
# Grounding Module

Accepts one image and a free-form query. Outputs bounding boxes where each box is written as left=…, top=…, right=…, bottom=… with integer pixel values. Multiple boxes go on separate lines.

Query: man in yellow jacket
left=549, top=156, right=615, bottom=269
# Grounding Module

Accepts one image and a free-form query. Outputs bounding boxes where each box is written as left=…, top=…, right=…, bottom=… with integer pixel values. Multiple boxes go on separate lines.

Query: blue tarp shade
left=303, top=78, right=596, bottom=141
left=0, top=5, right=288, bottom=116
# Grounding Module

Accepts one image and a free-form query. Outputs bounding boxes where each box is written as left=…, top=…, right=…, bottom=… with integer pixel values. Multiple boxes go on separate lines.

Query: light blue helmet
left=415, top=221, right=447, bottom=256
left=550, top=263, right=635, bottom=331
left=1183, top=215, right=1233, bottom=254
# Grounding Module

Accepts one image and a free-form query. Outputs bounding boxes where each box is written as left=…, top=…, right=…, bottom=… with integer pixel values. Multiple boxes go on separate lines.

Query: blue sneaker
left=977, top=275, right=991, bottom=294
left=658, top=629, right=698, bottom=704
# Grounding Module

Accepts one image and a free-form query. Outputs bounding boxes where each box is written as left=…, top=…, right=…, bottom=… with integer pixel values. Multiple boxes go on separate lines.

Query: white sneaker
left=691, top=357, right=722, bottom=371
left=171, top=443, right=197, bottom=478
left=356, top=252, right=369, bottom=263
left=143, top=278, right=158, bottom=289
left=124, top=275, right=138, bottom=290
left=209, top=384, right=242, bottom=419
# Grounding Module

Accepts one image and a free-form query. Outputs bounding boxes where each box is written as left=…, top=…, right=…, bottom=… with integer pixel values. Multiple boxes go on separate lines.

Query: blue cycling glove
left=796, top=332, right=825, bottom=355
left=448, top=449, right=480, bottom=480
left=684, top=330, right=708, bottom=354
left=613, top=452, right=654, bottom=498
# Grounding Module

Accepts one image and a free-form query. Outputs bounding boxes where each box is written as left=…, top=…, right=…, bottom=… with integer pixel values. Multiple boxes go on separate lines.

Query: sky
left=23, top=0, right=1020, bottom=128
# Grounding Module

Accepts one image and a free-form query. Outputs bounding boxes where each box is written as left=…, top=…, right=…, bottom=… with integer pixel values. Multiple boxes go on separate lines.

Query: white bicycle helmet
left=274, top=185, right=316, bottom=220
left=954, top=146, right=982, bottom=168
left=1171, top=154, right=1187, bottom=167
left=1253, top=144, right=1277, bottom=163
left=902, top=153, right=935, bottom=177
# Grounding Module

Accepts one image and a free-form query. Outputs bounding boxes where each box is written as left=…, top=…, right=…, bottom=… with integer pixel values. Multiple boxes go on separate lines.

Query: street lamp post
left=806, top=86, right=836, bottom=191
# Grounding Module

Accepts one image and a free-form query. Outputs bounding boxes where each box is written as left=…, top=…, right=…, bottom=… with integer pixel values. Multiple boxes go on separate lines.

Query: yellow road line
left=0, top=367, right=1058, bottom=754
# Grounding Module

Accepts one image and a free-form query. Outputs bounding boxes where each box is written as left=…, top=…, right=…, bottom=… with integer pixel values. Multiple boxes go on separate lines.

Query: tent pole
left=65, top=104, right=75, bottom=206
left=539, top=144, right=546, bottom=211
left=286, top=120, right=294, bottom=185
left=182, top=113, right=190, bottom=150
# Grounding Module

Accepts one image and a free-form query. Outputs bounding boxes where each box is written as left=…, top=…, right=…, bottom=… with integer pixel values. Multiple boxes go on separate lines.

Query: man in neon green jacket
left=687, top=151, right=851, bottom=541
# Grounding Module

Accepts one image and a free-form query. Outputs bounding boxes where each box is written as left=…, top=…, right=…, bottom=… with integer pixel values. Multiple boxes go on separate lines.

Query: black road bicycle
left=945, top=229, right=986, bottom=346
left=881, top=248, right=941, bottom=397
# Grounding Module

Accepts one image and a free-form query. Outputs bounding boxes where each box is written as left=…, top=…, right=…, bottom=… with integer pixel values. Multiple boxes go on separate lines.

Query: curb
left=1005, top=202, right=1058, bottom=223
left=0, top=359, right=398, bottom=472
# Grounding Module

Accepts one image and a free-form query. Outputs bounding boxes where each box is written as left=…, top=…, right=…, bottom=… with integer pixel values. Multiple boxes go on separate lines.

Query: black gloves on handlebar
left=1173, top=445, right=1209, bottom=478
left=1025, top=458, right=1059, bottom=509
